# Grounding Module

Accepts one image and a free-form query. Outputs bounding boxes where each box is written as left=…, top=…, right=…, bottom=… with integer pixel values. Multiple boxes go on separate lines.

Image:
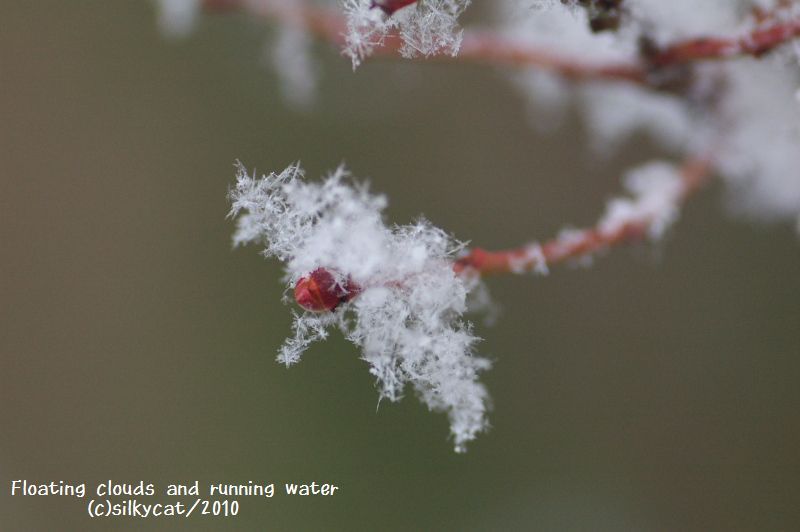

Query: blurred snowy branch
left=155, top=0, right=800, bottom=450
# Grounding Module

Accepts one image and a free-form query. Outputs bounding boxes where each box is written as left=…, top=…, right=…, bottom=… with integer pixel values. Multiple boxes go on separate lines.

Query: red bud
left=294, top=268, right=359, bottom=312
left=370, top=0, right=417, bottom=15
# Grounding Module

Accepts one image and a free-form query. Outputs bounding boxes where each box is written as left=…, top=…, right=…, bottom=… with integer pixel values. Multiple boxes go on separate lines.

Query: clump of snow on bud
left=154, top=0, right=201, bottom=38
left=229, top=162, right=491, bottom=452
left=343, top=0, right=470, bottom=67
left=599, top=161, right=684, bottom=240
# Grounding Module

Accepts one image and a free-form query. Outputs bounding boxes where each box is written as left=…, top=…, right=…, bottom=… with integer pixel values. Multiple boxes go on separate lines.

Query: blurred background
left=2, top=2, right=799, bottom=530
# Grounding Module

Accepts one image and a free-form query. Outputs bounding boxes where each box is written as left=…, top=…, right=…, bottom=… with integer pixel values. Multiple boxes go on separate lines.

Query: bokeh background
left=2, top=2, right=800, bottom=530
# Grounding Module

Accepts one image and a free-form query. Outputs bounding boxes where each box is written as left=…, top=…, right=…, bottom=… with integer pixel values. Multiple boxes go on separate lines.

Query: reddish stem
left=292, top=156, right=713, bottom=310
left=455, top=33, right=645, bottom=83
left=201, top=2, right=729, bottom=302
left=453, top=156, right=714, bottom=276
left=650, top=17, right=800, bottom=67
left=371, top=0, right=418, bottom=16
left=201, top=0, right=800, bottom=87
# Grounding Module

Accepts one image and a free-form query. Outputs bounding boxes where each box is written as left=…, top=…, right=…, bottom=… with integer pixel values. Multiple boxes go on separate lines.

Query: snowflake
left=229, top=162, right=492, bottom=452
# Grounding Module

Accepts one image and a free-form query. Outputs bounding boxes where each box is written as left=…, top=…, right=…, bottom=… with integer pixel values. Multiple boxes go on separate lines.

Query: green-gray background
left=2, top=2, right=799, bottom=530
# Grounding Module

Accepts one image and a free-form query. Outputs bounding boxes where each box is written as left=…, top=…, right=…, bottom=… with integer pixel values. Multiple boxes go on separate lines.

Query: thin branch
left=202, top=0, right=645, bottom=83
left=455, top=33, right=645, bottom=83
left=202, top=0, right=800, bottom=87
left=453, top=156, right=714, bottom=276
left=289, top=155, right=713, bottom=311
left=200, top=3, right=763, bottom=283
left=650, top=16, right=800, bottom=67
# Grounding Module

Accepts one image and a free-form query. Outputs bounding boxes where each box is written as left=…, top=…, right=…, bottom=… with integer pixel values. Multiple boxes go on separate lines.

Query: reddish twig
left=201, top=0, right=644, bottom=83
left=455, top=33, right=645, bottom=83
left=197, top=3, right=755, bottom=301
left=202, top=0, right=800, bottom=87
left=453, top=156, right=714, bottom=276
left=291, top=156, right=713, bottom=311
left=650, top=16, right=800, bottom=67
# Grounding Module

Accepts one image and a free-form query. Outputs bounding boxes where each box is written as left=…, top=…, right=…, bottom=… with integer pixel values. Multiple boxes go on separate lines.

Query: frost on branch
left=600, top=161, right=683, bottom=240
left=228, top=162, right=491, bottom=452
left=717, top=57, right=800, bottom=223
left=343, top=0, right=470, bottom=67
left=497, top=0, right=800, bottom=229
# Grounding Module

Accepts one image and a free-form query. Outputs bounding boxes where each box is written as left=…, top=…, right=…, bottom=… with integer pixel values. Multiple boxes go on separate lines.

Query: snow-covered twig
left=229, top=162, right=492, bottom=452
left=650, top=14, right=800, bottom=67
left=151, top=0, right=800, bottom=451
left=226, top=154, right=711, bottom=451
left=454, top=156, right=713, bottom=276
left=198, top=0, right=800, bottom=86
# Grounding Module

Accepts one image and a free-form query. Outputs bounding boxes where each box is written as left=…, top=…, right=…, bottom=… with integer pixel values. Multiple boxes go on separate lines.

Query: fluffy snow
left=229, top=163, right=491, bottom=452
left=342, top=0, right=470, bottom=67
left=497, top=0, right=800, bottom=227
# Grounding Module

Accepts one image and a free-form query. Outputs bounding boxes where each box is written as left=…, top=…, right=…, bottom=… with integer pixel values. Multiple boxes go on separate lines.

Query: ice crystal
left=342, top=0, right=470, bottom=67
left=229, top=162, right=491, bottom=452
left=600, top=161, right=683, bottom=240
